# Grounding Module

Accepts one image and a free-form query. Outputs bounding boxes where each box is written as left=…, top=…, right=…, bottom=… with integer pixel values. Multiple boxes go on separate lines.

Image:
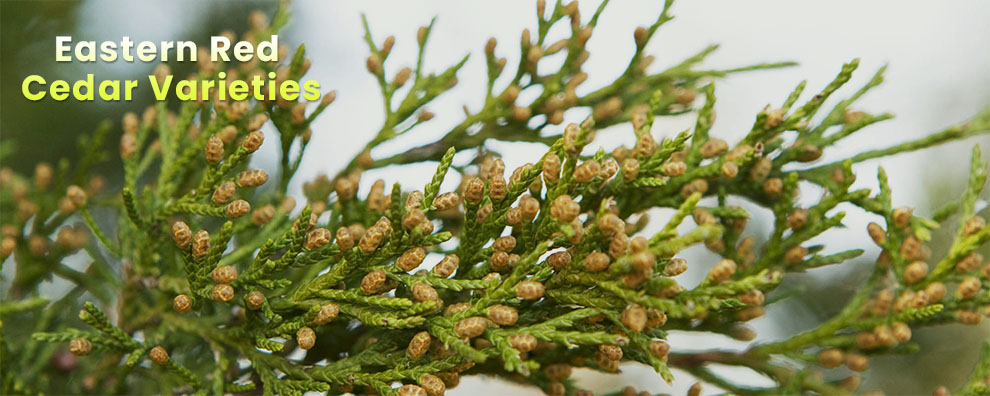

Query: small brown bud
left=546, top=251, right=572, bottom=270
left=120, top=134, right=138, bottom=159
left=665, top=258, right=688, bottom=276
left=598, top=213, right=625, bottom=237
left=69, top=337, right=92, bottom=356
left=408, top=331, right=432, bottom=359
left=955, top=252, right=983, bottom=272
left=962, top=216, right=986, bottom=236
left=872, top=291, right=895, bottom=316
left=241, top=131, right=264, bottom=153
left=720, top=161, right=739, bottom=179
left=492, top=236, right=516, bottom=253
left=845, top=353, right=869, bottom=372
left=658, top=161, right=685, bottom=178
left=487, top=304, right=519, bottom=325
left=700, top=138, right=728, bottom=159
left=245, top=291, right=265, bottom=310
left=785, top=246, right=808, bottom=265
left=550, top=195, right=580, bottom=222
left=797, top=144, right=823, bottom=162
left=519, top=195, right=540, bottom=220
left=648, top=340, right=670, bottom=361
left=574, top=160, right=601, bottom=183
left=600, top=159, right=619, bottom=180
left=505, top=207, right=523, bottom=227
left=904, top=261, right=928, bottom=284
left=819, top=348, right=844, bottom=368
left=787, top=209, right=809, bottom=229
left=211, top=265, right=238, bottom=284
left=173, top=294, right=193, bottom=314
left=246, top=113, right=269, bottom=131
left=251, top=204, right=276, bottom=225
left=172, top=221, right=193, bottom=249
left=212, top=181, right=236, bottom=204
left=211, top=284, right=234, bottom=302
left=543, top=153, right=561, bottom=183
left=297, top=327, right=316, bottom=350
left=510, top=106, right=532, bottom=122
left=900, top=235, right=922, bottom=260
left=516, top=280, right=545, bottom=299
left=633, top=132, right=656, bottom=158
left=730, top=325, right=757, bottom=341
left=358, top=218, right=391, bottom=253
left=397, top=247, right=427, bottom=272
left=65, top=185, right=87, bottom=208
left=958, top=310, right=982, bottom=325
left=867, top=222, right=886, bottom=245
left=432, top=254, right=459, bottom=278
left=237, top=169, right=269, bottom=188
left=681, top=178, right=709, bottom=198
left=205, top=135, right=224, bottom=163
left=433, top=192, right=461, bottom=211
left=361, top=270, right=388, bottom=294
left=737, top=306, right=765, bottom=321
left=398, top=385, right=427, bottom=396
left=275, top=197, right=296, bottom=214
left=892, top=207, right=913, bottom=229
left=599, top=344, right=623, bottom=361
left=445, top=302, right=471, bottom=316
left=366, top=54, right=383, bottom=75
left=393, top=67, right=412, bottom=88
left=454, top=317, right=488, bottom=339
left=596, top=354, right=620, bottom=372
left=435, top=372, right=460, bottom=388
left=610, top=232, right=630, bottom=259
left=490, top=250, right=511, bottom=272
left=633, top=26, right=649, bottom=47
left=192, top=230, right=210, bottom=258
left=335, top=227, right=354, bottom=251
left=419, top=374, right=446, bottom=396
left=379, top=35, right=395, bottom=58
left=309, top=303, right=340, bottom=325
left=925, top=282, right=946, bottom=302
left=508, top=333, right=537, bottom=353
left=489, top=175, right=507, bottom=202
left=149, top=346, right=169, bottom=365
left=738, top=290, right=765, bottom=306
left=693, top=209, right=716, bottom=226
left=764, top=108, right=785, bottom=128
left=645, top=311, right=666, bottom=330
left=763, top=178, right=783, bottom=198
left=621, top=304, right=647, bottom=332
left=708, top=259, right=737, bottom=282
left=575, top=250, right=606, bottom=272
left=874, top=325, right=896, bottom=347
left=617, top=158, right=640, bottom=181
left=956, top=277, right=981, bottom=300
left=892, top=322, right=911, bottom=342
left=335, top=178, right=357, bottom=200
left=544, top=363, right=572, bottom=381
left=402, top=208, right=428, bottom=231
left=749, top=157, right=772, bottom=181
left=225, top=199, right=251, bottom=219
left=412, top=282, right=439, bottom=303
left=463, top=178, right=485, bottom=205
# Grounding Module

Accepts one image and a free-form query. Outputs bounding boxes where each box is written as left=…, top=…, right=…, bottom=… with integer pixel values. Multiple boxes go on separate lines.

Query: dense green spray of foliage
left=2, top=1, right=989, bottom=395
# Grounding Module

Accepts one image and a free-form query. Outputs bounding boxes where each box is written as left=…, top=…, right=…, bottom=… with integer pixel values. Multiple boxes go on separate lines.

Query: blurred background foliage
left=1, top=1, right=987, bottom=394
left=0, top=1, right=274, bottom=176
